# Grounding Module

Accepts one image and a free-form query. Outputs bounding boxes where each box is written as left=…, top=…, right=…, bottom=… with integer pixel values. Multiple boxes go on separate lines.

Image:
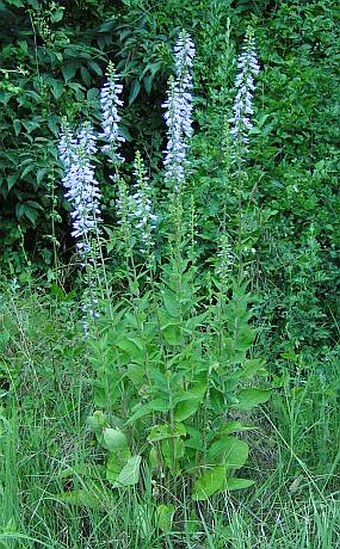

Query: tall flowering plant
left=162, top=30, right=195, bottom=192
left=58, top=64, right=126, bottom=331
left=57, top=28, right=271, bottom=529
left=99, top=61, right=125, bottom=167
left=59, top=121, right=103, bottom=332
left=58, top=121, right=101, bottom=258
left=225, top=27, right=260, bottom=267
left=230, top=26, right=260, bottom=153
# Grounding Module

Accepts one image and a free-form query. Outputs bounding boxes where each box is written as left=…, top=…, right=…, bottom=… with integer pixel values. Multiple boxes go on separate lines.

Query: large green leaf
left=112, top=455, right=142, bottom=488
left=234, top=388, right=271, bottom=411
left=174, top=384, right=207, bottom=421
left=162, top=323, right=184, bottom=346
left=239, top=359, right=267, bottom=380
left=147, top=422, right=186, bottom=443
left=126, top=398, right=171, bottom=424
left=155, top=504, right=176, bottom=534
left=218, top=421, right=254, bottom=436
left=161, top=438, right=185, bottom=471
left=207, top=436, right=249, bottom=469
left=116, top=337, right=144, bottom=363
left=192, top=465, right=226, bottom=501
left=106, top=450, right=129, bottom=484
left=103, top=428, right=128, bottom=453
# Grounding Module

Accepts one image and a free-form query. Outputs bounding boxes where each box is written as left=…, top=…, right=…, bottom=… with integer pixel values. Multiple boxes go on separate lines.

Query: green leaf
left=106, top=451, right=129, bottom=484
left=234, top=325, right=255, bottom=351
left=87, top=88, right=99, bottom=101
left=162, top=289, right=179, bottom=318
left=126, top=398, right=171, bottom=424
left=13, top=119, right=21, bottom=136
left=162, top=323, right=184, bottom=346
left=88, top=411, right=107, bottom=435
left=174, top=384, right=207, bottom=421
left=89, top=61, right=102, bottom=76
left=207, top=436, right=249, bottom=469
left=5, top=0, right=24, bottom=6
left=233, top=389, right=271, bottom=411
left=240, top=359, right=267, bottom=380
left=6, top=175, right=17, bottom=192
left=62, top=61, right=78, bottom=82
left=184, top=426, right=204, bottom=451
left=161, top=438, right=185, bottom=471
left=103, top=428, right=128, bottom=453
left=143, top=74, right=154, bottom=95
left=117, top=337, right=144, bottom=363
left=147, top=422, right=186, bottom=443
left=192, top=465, right=225, bottom=501
left=112, top=455, right=141, bottom=487
left=80, top=66, right=92, bottom=87
left=50, top=7, right=64, bottom=22
left=174, top=398, right=200, bottom=422
left=127, top=363, right=145, bottom=386
left=129, top=80, right=141, bottom=105
left=223, top=478, right=255, bottom=491
left=155, top=504, right=176, bottom=534
left=218, top=421, right=254, bottom=436
left=58, top=490, right=99, bottom=508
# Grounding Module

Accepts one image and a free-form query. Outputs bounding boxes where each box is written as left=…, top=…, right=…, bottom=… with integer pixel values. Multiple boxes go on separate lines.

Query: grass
left=0, top=283, right=338, bottom=548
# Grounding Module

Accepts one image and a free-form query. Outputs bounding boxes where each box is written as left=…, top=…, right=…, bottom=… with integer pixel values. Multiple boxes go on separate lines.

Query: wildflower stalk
left=229, top=26, right=260, bottom=271
left=162, top=31, right=195, bottom=255
left=99, top=61, right=125, bottom=173
left=131, top=151, right=157, bottom=274
left=59, top=120, right=104, bottom=333
left=163, top=31, right=195, bottom=194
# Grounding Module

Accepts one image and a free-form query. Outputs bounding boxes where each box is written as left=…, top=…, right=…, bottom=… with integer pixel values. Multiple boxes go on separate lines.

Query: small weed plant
left=57, top=28, right=271, bottom=532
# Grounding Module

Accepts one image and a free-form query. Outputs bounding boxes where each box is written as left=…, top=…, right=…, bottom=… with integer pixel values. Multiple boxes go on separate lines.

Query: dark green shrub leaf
left=129, top=79, right=141, bottom=105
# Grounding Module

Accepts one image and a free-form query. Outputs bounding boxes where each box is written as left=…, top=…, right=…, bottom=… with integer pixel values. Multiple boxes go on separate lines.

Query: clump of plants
left=58, top=28, right=270, bottom=534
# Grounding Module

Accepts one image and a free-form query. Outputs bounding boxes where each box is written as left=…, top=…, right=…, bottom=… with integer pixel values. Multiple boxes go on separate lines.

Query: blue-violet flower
left=162, top=31, right=195, bottom=191
left=99, top=61, right=125, bottom=164
left=230, top=27, right=260, bottom=148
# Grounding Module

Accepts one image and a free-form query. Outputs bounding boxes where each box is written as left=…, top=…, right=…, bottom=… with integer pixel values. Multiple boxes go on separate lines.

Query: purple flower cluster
left=163, top=31, right=195, bottom=190
left=59, top=121, right=101, bottom=256
left=99, top=62, right=125, bottom=164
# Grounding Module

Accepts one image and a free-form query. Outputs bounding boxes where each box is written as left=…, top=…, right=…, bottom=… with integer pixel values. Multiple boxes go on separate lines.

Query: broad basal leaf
left=103, top=428, right=128, bottom=453
left=112, top=455, right=142, bottom=487
left=155, top=504, right=176, bottom=534
left=192, top=465, right=226, bottom=501
left=207, top=436, right=249, bottom=469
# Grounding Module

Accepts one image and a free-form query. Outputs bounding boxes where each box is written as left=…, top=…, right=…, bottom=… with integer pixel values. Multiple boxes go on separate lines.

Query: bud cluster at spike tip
left=229, top=27, right=260, bottom=147
left=162, top=30, right=195, bottom=190
left=58, top=121, right=102, bottom=256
